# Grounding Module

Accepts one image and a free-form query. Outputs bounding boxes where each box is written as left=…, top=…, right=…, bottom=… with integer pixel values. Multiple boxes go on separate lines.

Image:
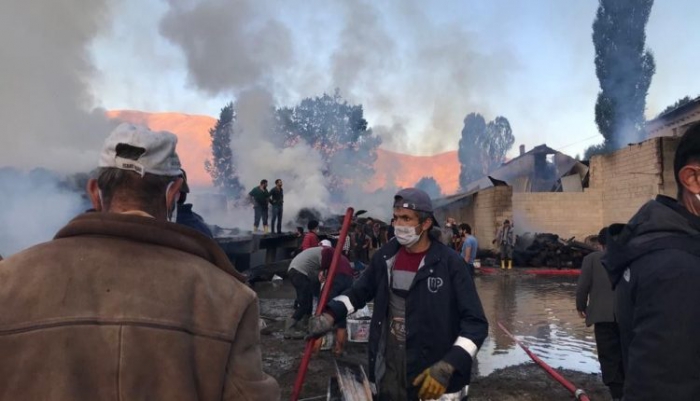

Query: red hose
left=290, top=207, right=355, bottom=401
left=497, top=321, right=591, bottom=401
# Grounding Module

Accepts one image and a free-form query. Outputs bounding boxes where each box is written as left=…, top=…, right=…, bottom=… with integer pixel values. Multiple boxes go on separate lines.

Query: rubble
left=513, top=233, right=597, bottom=269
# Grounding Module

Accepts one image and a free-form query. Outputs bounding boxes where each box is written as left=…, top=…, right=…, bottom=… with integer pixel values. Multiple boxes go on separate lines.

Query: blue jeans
left=271, top=204, right=283, bottom=233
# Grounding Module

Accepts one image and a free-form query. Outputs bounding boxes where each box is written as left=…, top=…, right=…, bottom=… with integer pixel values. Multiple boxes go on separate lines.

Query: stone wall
left=473, top=186, right=513, bottom=246
left=512, top=190, right=603, bottom=241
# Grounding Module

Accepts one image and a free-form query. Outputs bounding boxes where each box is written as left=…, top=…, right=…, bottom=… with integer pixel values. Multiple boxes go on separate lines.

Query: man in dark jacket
left=576, top=228, right=623, bottom=401
left=603, top=123, right=700, bottom=401
left=309, top=188, right=488, bottom=401
left=269, top=178, right=284, bottom=234
left=176, top=169, right=214, bottom=238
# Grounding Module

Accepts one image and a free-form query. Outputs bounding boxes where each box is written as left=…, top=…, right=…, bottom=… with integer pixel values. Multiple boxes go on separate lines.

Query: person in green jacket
left=249, top=180, right=270, bottom=233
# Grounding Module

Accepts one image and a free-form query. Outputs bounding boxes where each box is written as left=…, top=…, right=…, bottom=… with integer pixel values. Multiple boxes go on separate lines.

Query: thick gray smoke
left=331, top=0, right=514, bottom=155
left=0, top=1, right=118, bottom=256
left=0, top=169, right=88, bottom=257
left=159, top=0, right=514, bottom=156
left=0, top=0, right=115, bottom=173
left=160, top=0, right=293, bottom=96
left=197, top=88, right=333, bottom=230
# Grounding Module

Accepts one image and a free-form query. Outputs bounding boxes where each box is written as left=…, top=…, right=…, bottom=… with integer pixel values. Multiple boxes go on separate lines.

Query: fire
left=107, top=110, right=460, bottom=194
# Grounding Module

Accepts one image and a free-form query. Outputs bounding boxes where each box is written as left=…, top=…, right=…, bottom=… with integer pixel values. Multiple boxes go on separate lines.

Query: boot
left=508, top=260, right=513, bottom=270
left=253, top=226, right=259, bottom=232
left=263, top=225, right=269, bottom=234
left=333, top=328, right=347, bottom=357
left=500, top=260, right=505, bottom=270
left=283, top=318, right=305, bottom=339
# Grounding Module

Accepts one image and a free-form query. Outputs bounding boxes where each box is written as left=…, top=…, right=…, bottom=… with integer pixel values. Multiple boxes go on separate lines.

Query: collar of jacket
left=379, top=237, right=444, bottom=269
left=54, top=212, right=245, bottom=282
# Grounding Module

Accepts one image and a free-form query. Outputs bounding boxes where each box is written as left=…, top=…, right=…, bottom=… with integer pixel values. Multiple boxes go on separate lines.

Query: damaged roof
left=434, top=144, right=588, bottom=209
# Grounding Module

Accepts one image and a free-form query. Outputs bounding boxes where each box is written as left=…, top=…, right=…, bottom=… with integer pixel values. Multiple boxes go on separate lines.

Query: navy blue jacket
left=603, top=196, right=700, bottom=401
left=176, top=204, right=214, bottom=238
left=327, top=238, right=488, bottom=394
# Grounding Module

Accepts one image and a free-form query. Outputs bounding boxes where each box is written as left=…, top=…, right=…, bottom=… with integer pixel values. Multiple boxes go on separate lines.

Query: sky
left=83, top=0, right=700, bottom=160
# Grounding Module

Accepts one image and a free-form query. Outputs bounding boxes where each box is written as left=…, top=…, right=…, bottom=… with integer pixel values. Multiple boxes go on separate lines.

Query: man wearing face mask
left=0, top=123, right=279, bottom=401
left=602, top=123, right=700, bottom=401
left=309, top=188, right=488, bottom=401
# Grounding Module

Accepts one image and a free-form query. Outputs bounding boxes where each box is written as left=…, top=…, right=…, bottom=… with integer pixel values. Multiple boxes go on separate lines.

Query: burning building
left=433, top=136, right=681, bottom=263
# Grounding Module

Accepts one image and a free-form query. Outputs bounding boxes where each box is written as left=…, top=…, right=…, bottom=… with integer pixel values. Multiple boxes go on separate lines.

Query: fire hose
left=497, top=321, right=591, bottom=401
left=290, top=207, right=355, bottom=401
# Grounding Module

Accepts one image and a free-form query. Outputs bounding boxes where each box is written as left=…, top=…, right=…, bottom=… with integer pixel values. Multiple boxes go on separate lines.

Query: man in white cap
left=0, top=123, right=279, bottom=400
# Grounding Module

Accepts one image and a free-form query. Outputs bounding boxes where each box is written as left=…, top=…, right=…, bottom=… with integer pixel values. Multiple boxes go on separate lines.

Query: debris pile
left=513, top=233, right=597, bottom=269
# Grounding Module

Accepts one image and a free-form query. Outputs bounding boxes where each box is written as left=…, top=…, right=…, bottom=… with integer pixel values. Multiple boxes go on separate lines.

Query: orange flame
left=107, top=110, right=460, bottom=194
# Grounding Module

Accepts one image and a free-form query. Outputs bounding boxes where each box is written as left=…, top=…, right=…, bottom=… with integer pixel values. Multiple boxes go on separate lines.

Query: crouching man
left=309, top=188, right=488, bottom=401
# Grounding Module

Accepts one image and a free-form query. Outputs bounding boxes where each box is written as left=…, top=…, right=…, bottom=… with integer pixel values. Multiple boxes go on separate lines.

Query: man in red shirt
left=309, top=188, right=488, bottom=401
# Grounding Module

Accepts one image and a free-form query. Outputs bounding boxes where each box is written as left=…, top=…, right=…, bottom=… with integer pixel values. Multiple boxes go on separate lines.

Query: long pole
left=497, top=321, right=591, bottom=401
left=290, top=207, right=355, bottom=401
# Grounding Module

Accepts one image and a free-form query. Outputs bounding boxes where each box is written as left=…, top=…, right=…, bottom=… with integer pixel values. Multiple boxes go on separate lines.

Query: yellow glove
left=412, top=360, right=455, bottom=400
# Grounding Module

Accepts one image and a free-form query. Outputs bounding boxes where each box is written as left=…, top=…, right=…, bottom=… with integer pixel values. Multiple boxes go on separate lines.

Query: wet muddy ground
left=259, top=298, right=609, bottom=400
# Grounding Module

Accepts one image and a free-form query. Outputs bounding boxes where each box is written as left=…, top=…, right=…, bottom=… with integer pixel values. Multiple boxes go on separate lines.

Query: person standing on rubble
left=576, top=228, right=624, bottom=401
left=0, top=123, right=279, bottom=400
left=249, top=179, right=270, bottom=233
left=603, top=123, right=700, bottom=401
left=269, top=178, right=284, bottom=234
left=494, top=219, right=515, bottom=269
left=309, top=188, right=488, bottom=401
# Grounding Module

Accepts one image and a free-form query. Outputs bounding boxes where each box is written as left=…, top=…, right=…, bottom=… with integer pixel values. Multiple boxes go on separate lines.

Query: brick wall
left=590, top=138, right=668, bottom=225
left=473, top=186, right=513, bottom=246
left=434, top=137, right=681, bottom=250
left=512, top=190, right=603, bottom=241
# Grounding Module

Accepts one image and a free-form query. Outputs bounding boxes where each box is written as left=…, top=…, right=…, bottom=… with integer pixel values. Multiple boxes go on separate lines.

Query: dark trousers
left=253, top=205, right=268, bottom=228
left=594, top=322, right=625, bottom=399
left=271, top=204, right=283, bottom=233
left=289, top=269, right=313, bottom=322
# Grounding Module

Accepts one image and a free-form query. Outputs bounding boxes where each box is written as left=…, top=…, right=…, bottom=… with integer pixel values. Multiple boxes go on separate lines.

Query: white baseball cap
left=320, top=239, right=332, bottom=247
left=99, top=123, right=182, bottom=177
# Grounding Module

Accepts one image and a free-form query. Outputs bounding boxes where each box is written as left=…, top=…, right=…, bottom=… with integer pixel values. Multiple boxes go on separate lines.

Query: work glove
left=306, top=313, right=335, bottom=340
left=412, top=360, right=455, bottom=400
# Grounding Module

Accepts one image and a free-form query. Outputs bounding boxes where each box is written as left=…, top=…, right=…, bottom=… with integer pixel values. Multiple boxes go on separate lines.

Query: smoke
left=206, top=87, right=332, bottom=230
left=159, top=0, right=294, bottom=96
left=330, top=0, right=515, bottom=155
left=0, top=169, right=88, bottom=257
left=0, top=0, right=116, bottom=173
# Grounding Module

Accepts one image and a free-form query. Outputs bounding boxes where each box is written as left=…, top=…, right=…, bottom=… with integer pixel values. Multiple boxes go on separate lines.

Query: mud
left=258, top=296, right=611, bottom=401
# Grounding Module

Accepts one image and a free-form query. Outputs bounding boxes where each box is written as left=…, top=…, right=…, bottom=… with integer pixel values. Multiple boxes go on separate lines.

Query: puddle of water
left=475, top=274, right=599, bottom=376
left=255, top=273, right=600, bottom=377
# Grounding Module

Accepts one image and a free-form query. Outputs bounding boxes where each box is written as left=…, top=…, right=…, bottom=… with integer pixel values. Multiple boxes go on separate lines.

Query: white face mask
left=394, top=224, right=423, bottom=248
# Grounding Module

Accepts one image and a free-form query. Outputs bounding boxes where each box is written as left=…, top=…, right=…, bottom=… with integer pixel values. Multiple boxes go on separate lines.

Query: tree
left=277, top=90, right=381, bottom=196
left=204, top=103, right=244, bottom=198
left=658, top=96, right=694, bottom=117
left=484, top=117, right=515, bottom=172
left=458, top=113, right=515, bottom=190
left=583, top=143, right=608, bottom=160
left=593, top=0, right=655, bottom=150
left=415, top=176, right=442, bottom=199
